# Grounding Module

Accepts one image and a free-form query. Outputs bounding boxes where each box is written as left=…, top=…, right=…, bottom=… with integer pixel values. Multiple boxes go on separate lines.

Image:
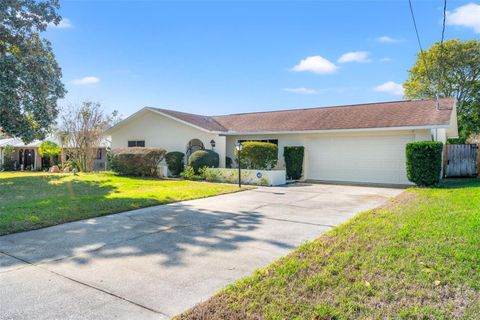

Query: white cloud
left=338, top=51, right=371, bottom=63
left=49, top=18, right=73, bottom=29
left=374, top=81, right=404, bottom=95
left=291, top=56, right=337, bottom=74
left=446, top=3, right=480, bottom=33
left=375, top=36, right=401, bottom=43
left=72, top=76, right=100, bottom=86
left=380, top=57, right=393, bottom=62
left=283, top=87, right=318, bottom=95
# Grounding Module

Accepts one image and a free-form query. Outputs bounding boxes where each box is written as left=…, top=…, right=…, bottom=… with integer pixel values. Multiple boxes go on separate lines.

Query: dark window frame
left=128, top=140, right=145, bottom=147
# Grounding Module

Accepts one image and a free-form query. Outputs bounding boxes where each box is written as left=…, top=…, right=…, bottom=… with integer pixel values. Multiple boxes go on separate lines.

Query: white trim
left=146, top=108, right=224, bottom=134
left=104, top=108, right=151, bottom=135
left=219, top=125, right=449, bottom=136
left=104, top=107, right=225, bottom=135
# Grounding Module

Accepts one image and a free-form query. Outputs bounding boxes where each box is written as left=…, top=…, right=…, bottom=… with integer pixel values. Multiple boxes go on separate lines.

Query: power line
left=407, top=0, right=432, bottom=83
left=441, top=0, right=447, bottom=46
left=408, top=0, right=446, bottom=109
left=438, top=0, right=447, bottom=98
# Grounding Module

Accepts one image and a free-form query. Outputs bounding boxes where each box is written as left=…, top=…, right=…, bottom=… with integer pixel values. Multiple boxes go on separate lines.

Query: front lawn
left=179, top=179, right=480, bottom=319
left=0, top=172, right=244, bottom=235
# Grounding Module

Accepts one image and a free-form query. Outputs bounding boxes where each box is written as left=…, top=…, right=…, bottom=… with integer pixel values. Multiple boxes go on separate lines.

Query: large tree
left=1, top=0, right=66, bottom=143
left=403, top=39, right=480, bottom=139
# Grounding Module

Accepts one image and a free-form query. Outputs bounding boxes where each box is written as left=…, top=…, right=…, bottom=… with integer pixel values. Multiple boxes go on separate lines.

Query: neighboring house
left=105, top=98, right=458, bottom=185
left=0, top=136, right=110, bottom=171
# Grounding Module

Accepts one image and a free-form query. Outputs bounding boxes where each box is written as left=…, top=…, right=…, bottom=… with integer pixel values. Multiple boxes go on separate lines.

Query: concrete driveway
left=0, top=183, right=402, bottom=319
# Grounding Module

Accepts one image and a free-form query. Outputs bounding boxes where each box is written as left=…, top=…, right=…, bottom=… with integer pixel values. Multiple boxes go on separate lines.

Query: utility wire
left=408, top=0, right=432, bottom=82
left=438, top=0, right=448, bottom=99
left=407, top=0, right=444, bottom=109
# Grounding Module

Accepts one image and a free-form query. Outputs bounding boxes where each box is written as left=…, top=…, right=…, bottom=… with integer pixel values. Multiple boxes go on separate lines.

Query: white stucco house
left=105, top=98, right=458, bottom=185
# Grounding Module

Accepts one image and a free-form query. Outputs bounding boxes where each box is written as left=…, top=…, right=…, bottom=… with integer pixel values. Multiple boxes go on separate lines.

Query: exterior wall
left=225, top=129, right=432, bottom=183
left=225, top=134, right=306, bottom=173
left=109, top=110, right=225, bottom=167
left=446, top=103, right=459, bottom=138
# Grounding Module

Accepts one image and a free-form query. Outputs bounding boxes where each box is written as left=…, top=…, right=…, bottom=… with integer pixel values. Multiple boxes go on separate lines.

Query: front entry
left=19, top=149, right=35, bottom=170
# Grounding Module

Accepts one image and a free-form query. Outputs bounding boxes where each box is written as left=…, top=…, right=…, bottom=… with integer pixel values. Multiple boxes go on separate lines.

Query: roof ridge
left=212, top=98, right=452, bottom=117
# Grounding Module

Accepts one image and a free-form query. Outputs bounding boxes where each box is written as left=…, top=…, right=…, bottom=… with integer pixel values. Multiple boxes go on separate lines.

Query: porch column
left=215, top=135, right=227, bottom=168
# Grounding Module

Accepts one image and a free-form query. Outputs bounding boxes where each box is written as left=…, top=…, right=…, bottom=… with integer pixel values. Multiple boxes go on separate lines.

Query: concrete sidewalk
left=0, top=183, right=402, bottom=319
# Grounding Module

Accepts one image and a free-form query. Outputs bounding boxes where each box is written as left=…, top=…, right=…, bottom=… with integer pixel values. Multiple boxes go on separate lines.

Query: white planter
left=157, top=165, right=169, bottom=178
left=204, top=168, right=286, bottom=186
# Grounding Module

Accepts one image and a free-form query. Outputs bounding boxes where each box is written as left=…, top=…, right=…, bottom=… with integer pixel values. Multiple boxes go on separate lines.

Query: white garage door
left=306, top=133, right=415, bottom=184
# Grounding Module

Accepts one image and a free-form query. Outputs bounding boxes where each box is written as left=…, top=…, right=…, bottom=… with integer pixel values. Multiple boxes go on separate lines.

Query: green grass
left=0, top=172, right=245, bottom=235
left=179, top=179, right=480, bottom=320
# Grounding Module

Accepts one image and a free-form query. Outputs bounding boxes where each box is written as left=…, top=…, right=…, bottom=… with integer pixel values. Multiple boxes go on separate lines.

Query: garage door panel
left=307, top=134, right=414, bottom=184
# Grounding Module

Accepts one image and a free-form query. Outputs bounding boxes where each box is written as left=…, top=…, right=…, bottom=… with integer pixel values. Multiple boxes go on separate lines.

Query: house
left=0, top=136, right=109, bottom=171
left=105, top=98, right=458, bottom=185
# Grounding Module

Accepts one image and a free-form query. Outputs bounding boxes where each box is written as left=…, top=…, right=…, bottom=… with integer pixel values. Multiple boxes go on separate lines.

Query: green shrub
left=284, top=146, right=304, bottom=180
left=447, top=137, right=466, bottom=144
left=111, top=147, right=166, bottom=177
left=1, top=145, right=16, bottom=171
left=235, top=141, right=278, bottom=170
left=38, top=141, right=61, bottom=166
left=225, top=156, right=232, bottom=168
left=200, top=167, right=220, bottom=182
left=165, top=151, right=185, bottom=176
left=180, top=165, right=202, bottom=180
left=406, top=141, right=443, bottom=186
left=188, top=149, right=219, bottom=173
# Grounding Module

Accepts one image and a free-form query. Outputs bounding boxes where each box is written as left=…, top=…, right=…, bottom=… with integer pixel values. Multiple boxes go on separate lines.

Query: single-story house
left=105, top=98, right=458, bottom=185
left=0, top=136, right=109, bottom=171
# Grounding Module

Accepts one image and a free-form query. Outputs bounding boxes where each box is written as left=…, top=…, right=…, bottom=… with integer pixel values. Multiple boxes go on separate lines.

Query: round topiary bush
left=406, top=141, right=443, bottom=186
left=235, top=141, right=278, bottom=170
left=188, top=149, right=219, bottom=173
left=165, top=151, right=185, bottom=176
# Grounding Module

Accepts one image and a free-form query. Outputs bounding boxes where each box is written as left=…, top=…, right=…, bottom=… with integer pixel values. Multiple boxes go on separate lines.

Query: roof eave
left=219, top=124, right=450, bottom=136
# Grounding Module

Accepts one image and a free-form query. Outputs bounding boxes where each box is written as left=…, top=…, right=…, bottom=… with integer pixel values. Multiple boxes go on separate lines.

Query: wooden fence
left=445, top=144, right=478, bottom=178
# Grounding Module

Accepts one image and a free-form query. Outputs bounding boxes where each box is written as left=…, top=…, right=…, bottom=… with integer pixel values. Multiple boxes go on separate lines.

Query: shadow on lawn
left=0, top=174, right=289, bottom=269
left=437, top=178, right=480, bottom=189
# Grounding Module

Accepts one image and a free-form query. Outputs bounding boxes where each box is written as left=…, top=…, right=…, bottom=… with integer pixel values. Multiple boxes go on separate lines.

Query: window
left=238, top=139, right=278, bottom=146
left=96, top=148, right=102, bottom=160
left=128, top=140, right=145, bottom=147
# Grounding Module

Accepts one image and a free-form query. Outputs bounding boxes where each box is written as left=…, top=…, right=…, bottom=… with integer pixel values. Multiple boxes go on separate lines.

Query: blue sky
left=45, top=1, right=480, bottom=117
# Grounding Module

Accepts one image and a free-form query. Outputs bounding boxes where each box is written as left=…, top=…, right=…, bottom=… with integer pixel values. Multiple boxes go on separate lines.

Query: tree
left=38, top=140, right=60, bottom=166
left=60, top=101, right=119, bottom=172
left=403, top=39, right=480, bottom=138
left=1, top=0, right=66, bottom=143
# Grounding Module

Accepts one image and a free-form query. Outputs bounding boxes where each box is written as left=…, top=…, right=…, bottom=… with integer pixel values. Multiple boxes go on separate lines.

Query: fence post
left=442, top=143, right=447, bottom=178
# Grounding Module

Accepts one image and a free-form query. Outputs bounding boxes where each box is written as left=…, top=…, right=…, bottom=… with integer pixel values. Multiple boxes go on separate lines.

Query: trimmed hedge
left=226, top=156, right=232, bottom=168
left=111, top=147, right=166, bottom=177
left=188, top=149, right=219, bottom=173
left=235, top=141, right=278, bottom=170
left=284, top=146, right=304, bottom=180
left=406, top=141, right=443, bottom=186
left=165, top=151, right=185, bottom=176
left=447, top=137, right=466, bottom=144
